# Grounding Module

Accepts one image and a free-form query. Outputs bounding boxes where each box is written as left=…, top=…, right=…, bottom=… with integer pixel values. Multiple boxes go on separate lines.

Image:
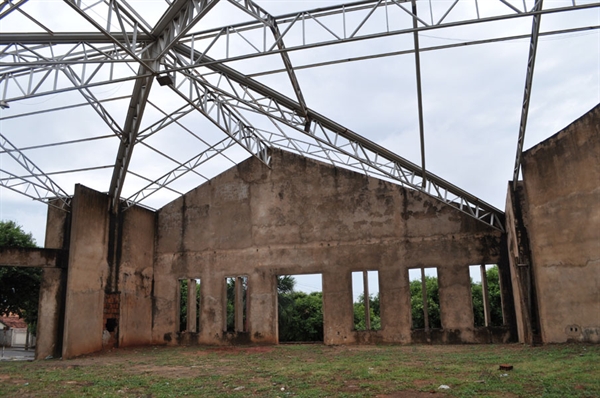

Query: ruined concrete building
left=1, top=105, right=595, bottom=359
left=0, top=1, right=597, bottom=360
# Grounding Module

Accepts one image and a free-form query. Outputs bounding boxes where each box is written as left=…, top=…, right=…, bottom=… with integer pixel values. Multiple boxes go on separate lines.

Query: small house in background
left=0, top=314, right=35, bottom=348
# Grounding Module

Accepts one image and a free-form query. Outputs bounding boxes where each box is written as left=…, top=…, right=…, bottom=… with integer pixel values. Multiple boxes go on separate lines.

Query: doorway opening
left=277, top=273, right=323, bottom=343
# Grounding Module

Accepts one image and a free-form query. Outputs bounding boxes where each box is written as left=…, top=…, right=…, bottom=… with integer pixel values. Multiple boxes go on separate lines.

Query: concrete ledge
left=0, top=247, right=68, bottom=268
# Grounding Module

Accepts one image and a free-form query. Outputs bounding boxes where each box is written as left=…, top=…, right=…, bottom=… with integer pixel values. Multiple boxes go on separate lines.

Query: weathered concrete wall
left=154, top=149, right=507, bottom=345
left=505, top=183, right=540, bottom=344
left=118, top=205, right=155, bottom=347
left=521, top=104, right=600, bottom=343
left=36, top=200, right=70, bottom=360
left=0, top=247, right=66, bottom=268
left=62, top=185, right=110, bottom=358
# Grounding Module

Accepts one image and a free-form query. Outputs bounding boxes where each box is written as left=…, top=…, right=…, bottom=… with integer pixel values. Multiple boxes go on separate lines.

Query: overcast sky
left=0, top=0, right=598, bottom=284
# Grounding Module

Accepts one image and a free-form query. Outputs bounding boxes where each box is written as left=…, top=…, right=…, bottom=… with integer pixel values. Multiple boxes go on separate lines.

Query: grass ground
left=0, top=343, right=598, bottom=397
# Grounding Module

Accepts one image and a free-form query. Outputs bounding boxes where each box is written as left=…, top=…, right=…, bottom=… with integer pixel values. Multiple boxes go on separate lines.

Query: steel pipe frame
left=512, top=0, right=544, bottom=186
left=93, top=0, right=222, bottom=210
left=124, top=135, right=237, bottom=207
left=0, top=0, right=598, bottom=227
left=170, top=45, right=507, bottom=229
left=0, top=0, right=30, bottom=20
left=0, top=134, right=70, bottom=207
left=173, top=1, right=598, bottom=70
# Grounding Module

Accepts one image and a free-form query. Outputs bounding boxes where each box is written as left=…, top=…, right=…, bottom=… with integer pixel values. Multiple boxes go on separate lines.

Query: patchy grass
left=0, top=344, right=598, bottom=397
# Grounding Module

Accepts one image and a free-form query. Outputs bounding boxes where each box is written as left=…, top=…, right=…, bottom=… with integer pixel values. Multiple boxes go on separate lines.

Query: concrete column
left=505, top=184, right=535, bottom=343
left=322, top=270, right=354, bottom=344
left=35, top=268, right=67, bottom=359
left=437, top=265, right=474, bottom=333
left=481, top=264, right=491, bottom=327
left=363, top=271, right=371, bottom=330
left=35, top=200, right=69, bottom=360
left=187, top=279, right=197, bottom=333
left=62, top=185, right=110, bottom=359
left=420, top=268, right=429, bottom=332
left=234, top=277, right=244, bottom=332
left=379, top=266, right=411, bottom=343
left=248, top=271, right=277, bottom=344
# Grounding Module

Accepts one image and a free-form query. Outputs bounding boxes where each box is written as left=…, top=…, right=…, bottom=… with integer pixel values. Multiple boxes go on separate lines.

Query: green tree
left=277, top=276, right=296, bottom=339
left=471, top=266, right=503, bottom=327
left=225, top=277, right=247, bottom=332
left=277, top=275, right=324, bottom=342
left=178, top=280, right=201, bottom=332
left=409, top=276, right=441, bottom=329
left=471, top=281, right=485, bottom=327
left=280, top=291, right=323, bottom=342
left=0, top=220, right=40, bottom=332
left=353, top=293, right=381, bottom=331
left=486, top=266, right=503, bottom=326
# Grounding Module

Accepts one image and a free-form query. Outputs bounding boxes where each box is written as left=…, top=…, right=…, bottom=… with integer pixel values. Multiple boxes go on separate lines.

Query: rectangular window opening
left=194, top=279, right=201, bottom=332
left=225, top=276, right=248, bottom=333
left=469, top=265, right=503, bottom=327
left=409, top=267, right=440, bottom=330
left=352, top=270, right=380, bottom=331
left=469, top=266, right=485, bottom=327
left=179, top=279, right=187, bottom=333
left=178, top=278, right=201, bottom=333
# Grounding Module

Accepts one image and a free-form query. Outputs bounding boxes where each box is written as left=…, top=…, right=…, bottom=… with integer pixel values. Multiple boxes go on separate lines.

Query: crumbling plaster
left=152, top=149, right=507, bottom=345
left=520, top=104, right=600, bottom=343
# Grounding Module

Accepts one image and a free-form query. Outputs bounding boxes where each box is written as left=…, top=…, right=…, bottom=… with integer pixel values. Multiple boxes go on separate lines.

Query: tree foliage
left=471, top=266, right=503, bottom=327
left=0, top=220, right=40, bottom=331
left=178, top=279, right=201, bottom=332
left=410, top=276, right=441, bottom=329
left=277, top=276, right=323, bottom=342
left=225, top=277, right=248, bottom=332
left=353, top=293, right=381, bottom=331
left=181, top=269, right=503, bottom=338
left=408, top=267, right=503, bottom=329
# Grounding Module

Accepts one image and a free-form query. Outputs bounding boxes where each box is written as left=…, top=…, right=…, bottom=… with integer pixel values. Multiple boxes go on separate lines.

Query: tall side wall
left=118, top=205, right=155, bottom=347
left=62, top=185, right=111, bottom=358
left=505, top=184, right=538, bottom=344
left=153, top=149, right=508, bottom=345
left=521, top=104, right=600, bottom=343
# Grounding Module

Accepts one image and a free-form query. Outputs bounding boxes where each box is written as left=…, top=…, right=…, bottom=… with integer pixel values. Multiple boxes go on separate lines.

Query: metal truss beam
left=0, top=134, right=70, bottom=207
left=0, top=0, right=595, bottom=229
left=124, top=135, right=236, bottom=207
left=108, top=66, right=154, bottom=211
left=0, top=0, right=29, bottom=20
left=167, top=65, right=271, bottom=166
left=0, top=33, right=150, bottom=44
left=151, top=0, right=220, bottom=59
left=107, top=0, right=222, bottom=211
left=226, top=0, right=308, bottom=116
left=244, top=25, right=599, bottom=79
left=0, top=42, right=142, bottom=102
left=410, top=0, right=426, bottom=188
left=512, top=0, right=544, bottom=186
left=63, top=0, right=153, bottom=68
left=61, top=66, right=125, bottom=138
left=170, top=46, right=505, bottom=230
left=175, top=1, right=598, bottom=69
